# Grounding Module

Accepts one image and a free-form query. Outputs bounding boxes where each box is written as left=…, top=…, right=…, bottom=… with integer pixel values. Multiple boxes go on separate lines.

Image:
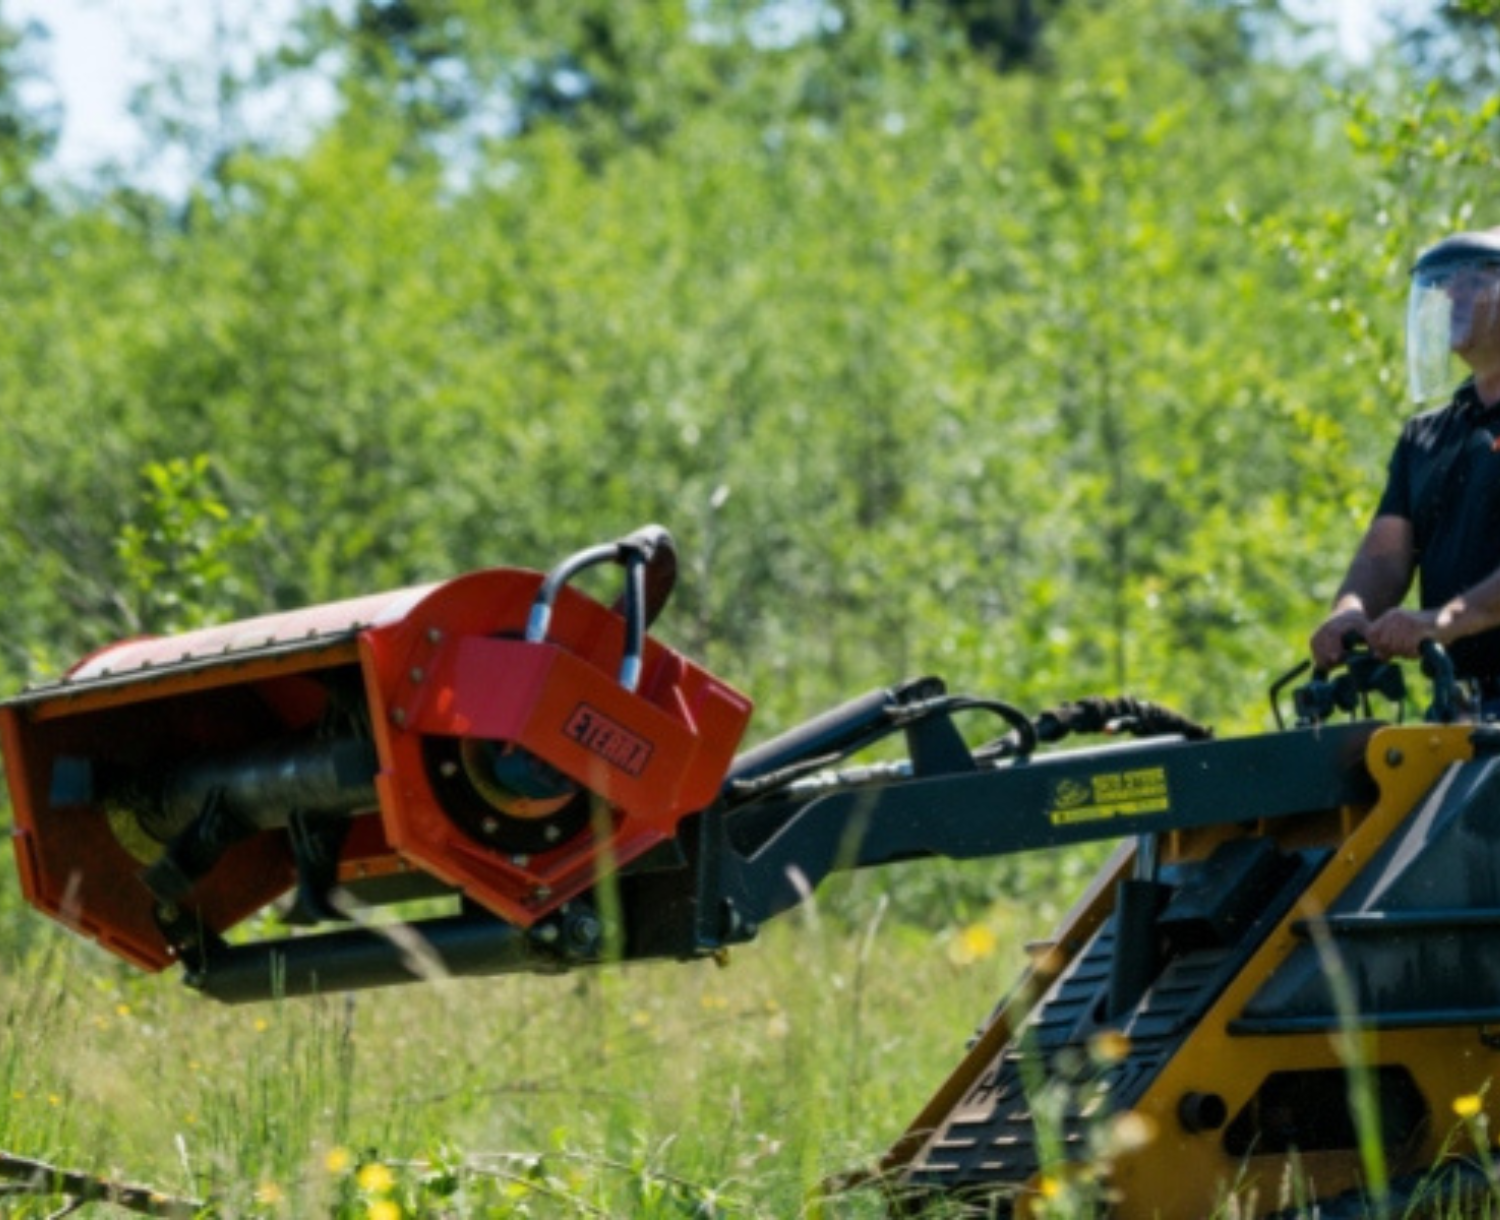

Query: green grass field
left=8, top=870, right=1500, bottom=1219
left=1, top=878, right=1055, bottom=1217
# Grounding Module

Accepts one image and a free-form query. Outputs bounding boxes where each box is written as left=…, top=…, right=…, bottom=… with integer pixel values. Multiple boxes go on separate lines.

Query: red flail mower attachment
left=1, top=527, right=751, bottom=998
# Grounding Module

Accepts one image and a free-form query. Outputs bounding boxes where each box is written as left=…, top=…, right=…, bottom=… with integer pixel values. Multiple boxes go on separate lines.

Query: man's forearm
left=1332, top=551, right=1412, bottom=619
left=1311, top=515, right=1417, bottom=668
left=1429, top=568, right=1500, bottom=643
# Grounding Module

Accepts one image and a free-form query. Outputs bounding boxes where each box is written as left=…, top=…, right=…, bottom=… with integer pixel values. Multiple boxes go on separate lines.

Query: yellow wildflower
left=1104, top=1109, right=1159, bottom=1156
left=1089, top=1029, right=1133, bottom=1064
left=1454, top=1093, right=1484, bottom=1120
left=357, top=1162, right=396, bottom=1194
left=325, top=1146, right=353, bottom=1174
left=948, top=923, right=998, bottom=966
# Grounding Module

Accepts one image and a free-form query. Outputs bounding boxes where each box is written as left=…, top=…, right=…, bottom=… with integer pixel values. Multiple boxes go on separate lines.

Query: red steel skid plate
left=0, top=583, right=444, bottom=970
left=0, top=657, right=346, bottom=970
left=359, top=570, right=753, bottom=925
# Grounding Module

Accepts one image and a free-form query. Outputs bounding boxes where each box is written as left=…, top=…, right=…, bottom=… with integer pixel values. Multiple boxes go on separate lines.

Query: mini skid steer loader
left=4, top=525, right=1499, bottom=1217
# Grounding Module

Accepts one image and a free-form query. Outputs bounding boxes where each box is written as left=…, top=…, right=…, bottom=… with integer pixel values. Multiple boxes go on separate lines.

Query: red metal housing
left=1, top=566, right=752, bottom=971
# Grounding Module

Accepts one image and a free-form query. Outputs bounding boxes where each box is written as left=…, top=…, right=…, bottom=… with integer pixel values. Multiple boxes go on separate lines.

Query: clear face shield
left=1407, top=257, right=1500, bottom=403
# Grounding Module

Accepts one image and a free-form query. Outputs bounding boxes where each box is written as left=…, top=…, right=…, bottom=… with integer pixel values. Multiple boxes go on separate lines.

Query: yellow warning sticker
left=1048, top=766, right=1170, bottom=825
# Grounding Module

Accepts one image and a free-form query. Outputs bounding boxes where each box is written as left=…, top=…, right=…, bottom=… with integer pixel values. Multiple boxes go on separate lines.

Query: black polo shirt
left=1377, top=379, right=1500, bottom=679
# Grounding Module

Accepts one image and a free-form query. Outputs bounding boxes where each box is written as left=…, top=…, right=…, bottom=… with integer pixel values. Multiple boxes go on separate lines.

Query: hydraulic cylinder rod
left=185, top=911, right=582, bottom=1003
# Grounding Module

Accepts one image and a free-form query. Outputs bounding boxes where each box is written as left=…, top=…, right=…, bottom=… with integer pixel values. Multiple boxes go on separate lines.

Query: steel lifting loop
left=525, top=525, right=677, bottom=693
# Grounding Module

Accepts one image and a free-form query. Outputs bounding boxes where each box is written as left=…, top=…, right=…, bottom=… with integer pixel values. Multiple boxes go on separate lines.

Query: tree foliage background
left=1, top=0, right=1499, bottom=923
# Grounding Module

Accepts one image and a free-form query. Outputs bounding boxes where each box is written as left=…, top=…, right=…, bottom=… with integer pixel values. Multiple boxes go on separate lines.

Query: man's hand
left=1366, top=607, right=1447, bottom=660
left=1310, top=608, right=1371, bottom=670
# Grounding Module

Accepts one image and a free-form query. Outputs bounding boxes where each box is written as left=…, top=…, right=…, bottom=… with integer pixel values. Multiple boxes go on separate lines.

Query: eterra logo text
left=563, top=704, right=653, bottom=777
